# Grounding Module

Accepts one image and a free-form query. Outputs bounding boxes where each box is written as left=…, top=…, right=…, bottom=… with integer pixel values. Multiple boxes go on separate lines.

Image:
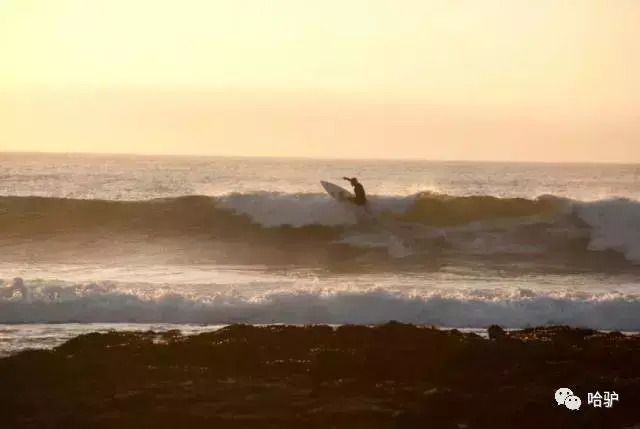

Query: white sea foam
left=1, top=278, right=639, bottom=330
left=217, top=192, right=413, bottom=227
left=575, top=198, right=640, bottom=264
left=218, top=192, right=640, bottom=264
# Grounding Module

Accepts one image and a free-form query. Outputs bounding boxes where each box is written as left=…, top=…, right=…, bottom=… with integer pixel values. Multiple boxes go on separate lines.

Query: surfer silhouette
left=342, top=177, right=367, bottom=206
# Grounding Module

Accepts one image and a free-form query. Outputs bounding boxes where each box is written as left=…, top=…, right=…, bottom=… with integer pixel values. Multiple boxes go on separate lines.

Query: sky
left=1, top=0, right=639, bottom=162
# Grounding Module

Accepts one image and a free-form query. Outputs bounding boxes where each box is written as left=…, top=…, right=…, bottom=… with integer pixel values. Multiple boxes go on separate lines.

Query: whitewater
left=1, top=153, right=640, bottom=354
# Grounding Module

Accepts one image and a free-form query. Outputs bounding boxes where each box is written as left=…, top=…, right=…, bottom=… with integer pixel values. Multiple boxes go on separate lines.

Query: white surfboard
left=320, top=180, right=353, bottom=203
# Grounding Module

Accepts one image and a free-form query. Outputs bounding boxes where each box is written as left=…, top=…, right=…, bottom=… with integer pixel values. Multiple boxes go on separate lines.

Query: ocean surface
left=1, top=152, right=640, bottom=355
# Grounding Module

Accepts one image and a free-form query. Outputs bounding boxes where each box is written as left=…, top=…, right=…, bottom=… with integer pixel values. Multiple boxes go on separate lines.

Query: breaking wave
left=1, top=192, right=640, bottom=264
left=0, top=278, right=639, bottom=330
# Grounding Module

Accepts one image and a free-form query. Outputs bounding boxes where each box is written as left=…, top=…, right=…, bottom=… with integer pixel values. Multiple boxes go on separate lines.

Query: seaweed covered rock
left=0, top=323, right=639, bottom=428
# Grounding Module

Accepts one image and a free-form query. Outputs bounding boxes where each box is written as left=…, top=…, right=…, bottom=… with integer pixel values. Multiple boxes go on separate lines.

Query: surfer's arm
left=342, top=177, right=352, bottom=182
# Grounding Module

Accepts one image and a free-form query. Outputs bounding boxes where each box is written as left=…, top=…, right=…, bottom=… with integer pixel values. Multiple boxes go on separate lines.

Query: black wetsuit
left=350, top=182, right=367, bottom=206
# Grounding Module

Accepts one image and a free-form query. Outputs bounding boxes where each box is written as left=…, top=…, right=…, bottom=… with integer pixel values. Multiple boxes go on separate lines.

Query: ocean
left=1, top=152, right=640, bottom=355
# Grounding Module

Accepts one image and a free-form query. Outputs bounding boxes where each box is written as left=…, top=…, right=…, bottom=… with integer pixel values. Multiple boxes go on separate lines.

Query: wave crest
left=1, top=278, right=639, bottom=330
left=2, top=193, right=640, bottom=264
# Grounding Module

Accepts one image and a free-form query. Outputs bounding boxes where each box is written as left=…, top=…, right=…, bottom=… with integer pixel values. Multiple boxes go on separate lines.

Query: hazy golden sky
left=1, top=1, right=639, bottom=161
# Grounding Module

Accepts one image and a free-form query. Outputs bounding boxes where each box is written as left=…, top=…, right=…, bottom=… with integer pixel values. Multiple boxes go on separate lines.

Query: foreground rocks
left=1, top=323, right=639, bottom=428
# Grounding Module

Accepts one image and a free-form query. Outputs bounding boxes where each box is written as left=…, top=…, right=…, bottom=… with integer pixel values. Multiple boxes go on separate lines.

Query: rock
left=488, top=324, right=506, bottom=340
left=0, top=324, right=639, bottom=428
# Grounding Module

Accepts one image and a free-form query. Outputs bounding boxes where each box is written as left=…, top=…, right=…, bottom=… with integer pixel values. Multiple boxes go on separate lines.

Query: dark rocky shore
left=1, top=323, right=639, bottom=428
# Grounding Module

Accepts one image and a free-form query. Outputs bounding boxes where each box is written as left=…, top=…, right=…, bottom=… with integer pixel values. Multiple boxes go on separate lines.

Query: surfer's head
left=349, top=177, right=359, bottom=185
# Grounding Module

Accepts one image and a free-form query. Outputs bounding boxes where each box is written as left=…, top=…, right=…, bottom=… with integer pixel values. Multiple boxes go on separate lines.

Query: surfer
left=342, top=177, right=367, bottom=206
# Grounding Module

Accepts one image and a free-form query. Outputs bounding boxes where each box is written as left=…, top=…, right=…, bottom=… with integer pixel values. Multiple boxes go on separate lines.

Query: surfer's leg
left=356, top=198, right=370, bottom=213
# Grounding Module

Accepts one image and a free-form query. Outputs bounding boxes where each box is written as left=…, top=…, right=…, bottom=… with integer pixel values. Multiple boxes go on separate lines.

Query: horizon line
left=2, top=150, right=638, bottom=166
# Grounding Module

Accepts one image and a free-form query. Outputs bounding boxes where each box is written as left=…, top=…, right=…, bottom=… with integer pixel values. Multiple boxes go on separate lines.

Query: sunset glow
left=2, top=1, right=639, bottom=161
